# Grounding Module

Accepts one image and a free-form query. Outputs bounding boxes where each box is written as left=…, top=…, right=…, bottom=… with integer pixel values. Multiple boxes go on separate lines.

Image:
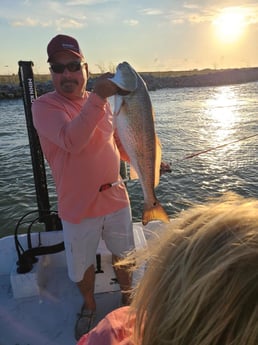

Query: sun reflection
left=204, top=86, right=238, bottom=143
left=198, top=85, right=244, bottom=174
left=206, top=87, right=236, bottom=122
left=197, top=86, right=243, bottom=181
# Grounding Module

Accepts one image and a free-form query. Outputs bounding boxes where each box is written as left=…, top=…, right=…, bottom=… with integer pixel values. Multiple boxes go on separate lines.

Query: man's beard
left=61, top=79, right=78, bottom=93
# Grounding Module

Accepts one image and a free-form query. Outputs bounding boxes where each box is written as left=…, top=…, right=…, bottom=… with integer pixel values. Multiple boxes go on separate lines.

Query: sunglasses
left=50, top=61, right=84, bottom=74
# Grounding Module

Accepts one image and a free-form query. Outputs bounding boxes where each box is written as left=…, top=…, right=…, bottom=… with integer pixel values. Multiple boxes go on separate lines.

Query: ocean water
left=1, top=82, right=258, bottom=237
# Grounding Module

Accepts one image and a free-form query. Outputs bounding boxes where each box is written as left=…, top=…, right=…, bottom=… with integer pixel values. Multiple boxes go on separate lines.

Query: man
left=32, top=34, right=135, bottom=340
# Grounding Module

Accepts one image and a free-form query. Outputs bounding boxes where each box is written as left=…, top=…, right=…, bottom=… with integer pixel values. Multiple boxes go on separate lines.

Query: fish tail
left=142, top=202, right=170, bottom=226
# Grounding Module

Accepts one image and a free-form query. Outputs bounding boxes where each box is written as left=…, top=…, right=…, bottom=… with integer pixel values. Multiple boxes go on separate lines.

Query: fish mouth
left=109, top=78, right=134, bottom=91
left=109, top=61, right=138, bottom=92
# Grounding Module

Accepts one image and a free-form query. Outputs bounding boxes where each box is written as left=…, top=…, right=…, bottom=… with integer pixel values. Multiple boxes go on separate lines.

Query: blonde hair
left=123, top=193, right=258, bottom=345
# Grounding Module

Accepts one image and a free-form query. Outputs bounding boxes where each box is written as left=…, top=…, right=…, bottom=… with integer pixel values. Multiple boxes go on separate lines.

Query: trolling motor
left=18, top=61, right=61, bottom=229
left=15, top=61, right=64, bottom=273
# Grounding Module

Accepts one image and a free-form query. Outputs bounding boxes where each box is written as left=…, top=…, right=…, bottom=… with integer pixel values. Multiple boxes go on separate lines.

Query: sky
left=1, top=0, right=258, bottom=75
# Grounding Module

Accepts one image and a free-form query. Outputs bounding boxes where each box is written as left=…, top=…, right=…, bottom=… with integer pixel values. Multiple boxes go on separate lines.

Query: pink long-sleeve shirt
left=32, top=90, right=129, bottom=223
left=77, top=306, right=135, bottom=345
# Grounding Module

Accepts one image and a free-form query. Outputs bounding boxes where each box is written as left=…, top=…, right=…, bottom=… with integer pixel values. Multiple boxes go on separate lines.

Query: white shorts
left=62, top=206, right=134, bottom=282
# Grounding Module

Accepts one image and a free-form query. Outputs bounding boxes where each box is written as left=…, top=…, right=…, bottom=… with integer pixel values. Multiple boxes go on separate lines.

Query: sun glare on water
left=213, top=7, right=247, bottom=43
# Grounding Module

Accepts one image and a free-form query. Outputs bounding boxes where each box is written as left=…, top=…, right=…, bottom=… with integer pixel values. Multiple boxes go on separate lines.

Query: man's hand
left=160, top=162, right=172, bottom=176
left=93, top=73, right=119, bottom=99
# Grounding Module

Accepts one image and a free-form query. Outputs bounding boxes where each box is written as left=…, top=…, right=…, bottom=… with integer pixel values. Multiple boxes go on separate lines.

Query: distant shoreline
left=1, top=67, right=258, bottom=100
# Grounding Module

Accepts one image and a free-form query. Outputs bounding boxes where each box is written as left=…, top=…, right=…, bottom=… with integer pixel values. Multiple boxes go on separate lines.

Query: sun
left=213, top=7, right=247, bottom=43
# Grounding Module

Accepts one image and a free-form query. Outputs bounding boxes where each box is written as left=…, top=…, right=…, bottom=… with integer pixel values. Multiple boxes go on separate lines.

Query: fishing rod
left=100, top=133, right=258, bottom=190
left=176, top=133, right=258, bottom=162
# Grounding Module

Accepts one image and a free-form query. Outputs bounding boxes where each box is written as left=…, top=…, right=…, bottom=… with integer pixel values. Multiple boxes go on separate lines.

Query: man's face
left=49, top=51, right=88, bottom=99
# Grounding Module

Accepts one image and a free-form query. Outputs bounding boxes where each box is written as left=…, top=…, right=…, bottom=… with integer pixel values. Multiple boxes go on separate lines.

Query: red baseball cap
left=47, top=34, right=84, bottom=62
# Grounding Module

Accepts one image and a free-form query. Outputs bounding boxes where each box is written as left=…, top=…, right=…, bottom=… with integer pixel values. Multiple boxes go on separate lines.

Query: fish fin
left=142, top=202, right=170, bottom=226
left=154, top=135, right=162, bottom=187
left=113, top=95, right=124, bottom=116
left=129, top=165, right=138, bottom=180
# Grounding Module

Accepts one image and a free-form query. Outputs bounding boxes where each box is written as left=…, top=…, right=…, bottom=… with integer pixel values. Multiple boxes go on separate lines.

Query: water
left=1, top=83, right=258, bottom=237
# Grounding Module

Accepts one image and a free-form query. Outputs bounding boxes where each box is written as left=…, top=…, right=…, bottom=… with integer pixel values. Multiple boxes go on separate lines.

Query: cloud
left=140, top=8, right=163, bottom=16
left=11, top=17, right=41, bottom=27
left=11, top=16, right=87, bottom=30
left=123, top=19, right=138, bottom=26
left=183, top=3, right=199, bottom=10
left=7, top=0, right=258, bottom=33
left=65, top=0, right=112, bottom=5
left=6, top=0, right=91, bottom=30
left=153, top=1, right=258, bottom=27
left=55, top=18, right=86, bottom=30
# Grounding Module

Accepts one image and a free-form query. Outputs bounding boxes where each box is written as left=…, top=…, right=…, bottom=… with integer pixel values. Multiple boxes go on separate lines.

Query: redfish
left=110, top=62, right=170, bottom=225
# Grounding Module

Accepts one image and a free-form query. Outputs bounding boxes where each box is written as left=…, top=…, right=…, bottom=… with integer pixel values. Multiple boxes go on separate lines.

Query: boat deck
left=0, top=222, right=164, bottom=345
left=1, top=266, right=121, bottom=345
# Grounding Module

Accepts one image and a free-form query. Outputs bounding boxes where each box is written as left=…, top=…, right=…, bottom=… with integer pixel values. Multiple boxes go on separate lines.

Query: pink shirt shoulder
left=77, top=306, right=135, bottom=345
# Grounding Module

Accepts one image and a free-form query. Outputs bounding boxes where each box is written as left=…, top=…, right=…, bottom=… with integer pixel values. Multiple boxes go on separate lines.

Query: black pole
left=18, top=61, right=62, bottom=231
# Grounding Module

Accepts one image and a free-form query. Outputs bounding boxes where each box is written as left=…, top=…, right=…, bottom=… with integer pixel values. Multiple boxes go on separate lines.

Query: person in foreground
left=32, top=34, right=135, bottom=340
left=78, top=192, right=258, bottom=345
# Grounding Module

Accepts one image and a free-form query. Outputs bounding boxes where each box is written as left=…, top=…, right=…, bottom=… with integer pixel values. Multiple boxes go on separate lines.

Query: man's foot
left=74, top=304, right=96, bottom=340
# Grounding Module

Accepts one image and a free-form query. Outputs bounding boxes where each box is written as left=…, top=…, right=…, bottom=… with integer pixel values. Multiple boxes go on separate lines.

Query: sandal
left=74, top=305, right=96, bottom=341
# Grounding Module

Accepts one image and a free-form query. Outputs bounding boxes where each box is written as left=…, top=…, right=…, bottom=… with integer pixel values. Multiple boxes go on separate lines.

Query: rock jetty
left=1, top=67, right=258, bottom=100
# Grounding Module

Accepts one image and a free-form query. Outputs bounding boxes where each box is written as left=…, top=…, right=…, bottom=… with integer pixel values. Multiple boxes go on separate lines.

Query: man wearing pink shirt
left=32, top=34, right=134, bottom=340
